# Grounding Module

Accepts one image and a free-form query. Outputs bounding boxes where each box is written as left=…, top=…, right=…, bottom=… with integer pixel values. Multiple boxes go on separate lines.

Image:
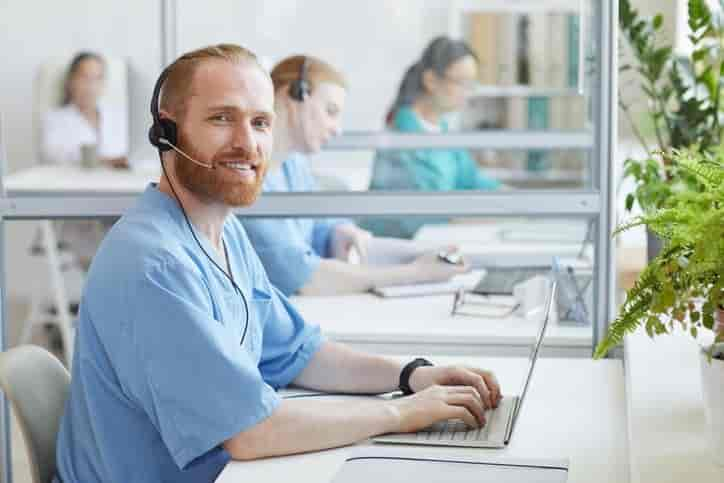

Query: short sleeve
left=310, top=219, right=345, bottom=258
left=128, top=259, right=280, bottom=470
left=257, top=285, right=324, bottom=388
left=243, top=218, right=321, bottom=296
left=456, top=151, right=501, bottom=191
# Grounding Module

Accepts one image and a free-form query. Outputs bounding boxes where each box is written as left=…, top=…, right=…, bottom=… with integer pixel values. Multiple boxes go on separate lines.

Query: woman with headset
left=241, top=55, right=468, bottom=296
left=363, top=36, right=501, bottom=239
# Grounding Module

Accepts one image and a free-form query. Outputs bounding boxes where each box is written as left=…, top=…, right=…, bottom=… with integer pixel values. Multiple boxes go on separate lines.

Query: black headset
left=288, top=56, right=310, bottom=102
left=148, top=67, right=178, bottom=152
left=147, top=65, right=250, bottom=347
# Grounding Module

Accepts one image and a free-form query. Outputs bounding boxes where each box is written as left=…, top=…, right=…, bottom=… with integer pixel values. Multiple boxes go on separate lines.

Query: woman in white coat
left=41, top=51, right=128, bottom=168
left=39, top=52, right=128, bottom=267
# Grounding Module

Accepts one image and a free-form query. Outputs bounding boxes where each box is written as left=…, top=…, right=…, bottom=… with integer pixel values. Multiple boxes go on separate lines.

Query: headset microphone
left=158, top=138, right=215, bottom=169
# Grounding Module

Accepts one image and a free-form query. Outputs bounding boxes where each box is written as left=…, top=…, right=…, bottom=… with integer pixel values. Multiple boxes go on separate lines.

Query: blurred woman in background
left=41, top=51, right=128, bottom=168
left=241, top=55, right=468, bottom=296
left=39, top=51, right=128, bottom=269
left=365, top=36, right=501, bottom=238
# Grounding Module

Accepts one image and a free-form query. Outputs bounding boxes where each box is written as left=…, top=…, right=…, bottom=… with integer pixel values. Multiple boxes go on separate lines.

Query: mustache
left=213, top=149, right=267, bottom=164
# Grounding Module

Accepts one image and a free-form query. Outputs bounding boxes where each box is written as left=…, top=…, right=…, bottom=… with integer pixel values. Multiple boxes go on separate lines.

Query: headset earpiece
left=148, top=118, right=177, bottom=152
left=148, top=66, right=179, bottom=152
left=289, top=57, right=310, bottom=102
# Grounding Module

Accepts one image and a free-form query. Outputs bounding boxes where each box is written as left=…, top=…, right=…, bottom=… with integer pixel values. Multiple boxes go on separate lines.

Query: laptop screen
left=510, top=280, right=558, bottom=431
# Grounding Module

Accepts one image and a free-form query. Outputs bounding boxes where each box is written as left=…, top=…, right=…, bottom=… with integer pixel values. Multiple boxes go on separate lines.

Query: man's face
left=172, top=59, right=274, bottom=207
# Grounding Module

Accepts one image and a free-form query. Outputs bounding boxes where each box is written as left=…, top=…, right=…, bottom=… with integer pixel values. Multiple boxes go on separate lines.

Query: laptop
left=372, top=280, right=558, bottom=449
left=472, top=266, right=549, bottom=296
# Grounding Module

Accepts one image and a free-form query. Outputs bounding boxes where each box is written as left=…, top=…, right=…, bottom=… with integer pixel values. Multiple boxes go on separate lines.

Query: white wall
left=177, top=1, right=451, bottom=132
left=0, top=0, right=162, bottom=299
left=177, top=1, right=452, bottom=190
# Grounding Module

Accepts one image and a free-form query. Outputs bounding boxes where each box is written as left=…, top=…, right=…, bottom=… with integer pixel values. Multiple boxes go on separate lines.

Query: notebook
left=371, top=271, right=482, bottom=298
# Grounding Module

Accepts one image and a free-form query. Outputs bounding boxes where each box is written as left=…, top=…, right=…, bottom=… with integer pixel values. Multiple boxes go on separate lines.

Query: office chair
left=0, top=345, right=70, bottom=483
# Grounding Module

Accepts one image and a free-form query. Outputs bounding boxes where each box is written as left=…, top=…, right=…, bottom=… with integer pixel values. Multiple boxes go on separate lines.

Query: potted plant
left=595, top=147, right=724, bottom=463
left=618, top=0, right=724, bottom=259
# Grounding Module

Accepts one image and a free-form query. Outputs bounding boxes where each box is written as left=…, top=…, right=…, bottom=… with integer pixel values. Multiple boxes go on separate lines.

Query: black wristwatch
left=398, top=358, right=434, bottom=395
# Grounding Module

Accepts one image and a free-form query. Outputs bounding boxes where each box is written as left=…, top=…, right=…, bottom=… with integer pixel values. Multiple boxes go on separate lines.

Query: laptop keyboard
left=417, top=416, right=492, bottom=442
left=418, top=399, right=511, bottom=442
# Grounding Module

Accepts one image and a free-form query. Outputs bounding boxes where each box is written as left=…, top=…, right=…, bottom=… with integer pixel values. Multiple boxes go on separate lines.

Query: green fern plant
left=595, top=147, right=724, bottom=358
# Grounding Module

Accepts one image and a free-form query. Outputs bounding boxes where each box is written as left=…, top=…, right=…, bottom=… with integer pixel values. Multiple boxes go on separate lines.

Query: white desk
left=625, top=329, right=724, bottom=482
left=292, top=294, right=592, bottom=357
left=4, top=164, right=158, bottom=195
left=6, top=165, right=594, bottom=358
left=217, top=356, right=628, bottom=483
left=414, top=220, right=592, bottom=269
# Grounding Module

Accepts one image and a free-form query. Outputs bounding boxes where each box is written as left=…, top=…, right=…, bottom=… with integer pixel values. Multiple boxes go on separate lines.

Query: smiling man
left=54, top=44, right=502, bottom=483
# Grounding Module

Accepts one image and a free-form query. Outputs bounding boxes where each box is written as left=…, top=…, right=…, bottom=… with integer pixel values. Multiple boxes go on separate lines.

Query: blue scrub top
left=362, top=106, right=501, bottom=238
left=242, top=153, right=349, bottom=296
left=55, top=185, right=323, bottom=483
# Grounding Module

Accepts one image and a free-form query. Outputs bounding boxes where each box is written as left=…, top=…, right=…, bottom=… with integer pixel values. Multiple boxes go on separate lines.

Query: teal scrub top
left=55, top=185, right=323, bottom=483
left=363, top=105, right=500, bottom=238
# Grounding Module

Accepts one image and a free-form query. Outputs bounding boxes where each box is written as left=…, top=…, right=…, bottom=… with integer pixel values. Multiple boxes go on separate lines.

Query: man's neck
left=157, top=172, right=230, bottom=253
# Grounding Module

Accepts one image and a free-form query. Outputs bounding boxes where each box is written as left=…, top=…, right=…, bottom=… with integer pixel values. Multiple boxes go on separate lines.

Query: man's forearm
left=292, top=341, right=403, bottom=394
left=224, top=398, right=399, bottom=460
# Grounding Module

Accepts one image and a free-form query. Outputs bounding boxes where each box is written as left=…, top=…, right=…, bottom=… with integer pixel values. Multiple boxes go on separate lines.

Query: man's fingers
left=449, top=405, right=479, bottom=429
left=480, top=371, right=502, bottom=406
left=447, top=385, right=483, bottom=404
left=455, top=371, right=492, bottom=409
left=446, top=393, right=486, bottom=426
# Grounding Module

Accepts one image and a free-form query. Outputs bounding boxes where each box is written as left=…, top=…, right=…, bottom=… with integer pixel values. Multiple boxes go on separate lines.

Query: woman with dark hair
left=40, top=51, right=128, bottom=168
left=365, top=36, right=501, bottom=238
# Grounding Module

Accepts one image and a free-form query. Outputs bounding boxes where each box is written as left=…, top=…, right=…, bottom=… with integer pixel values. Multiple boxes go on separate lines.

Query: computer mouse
left=438, top=251, right=464, bottom=266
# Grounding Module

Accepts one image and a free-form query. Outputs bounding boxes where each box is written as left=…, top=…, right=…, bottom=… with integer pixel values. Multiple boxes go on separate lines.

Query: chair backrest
left=0, top=345, right=70, bottom=483
left=32, top=53, right=128, bottom=161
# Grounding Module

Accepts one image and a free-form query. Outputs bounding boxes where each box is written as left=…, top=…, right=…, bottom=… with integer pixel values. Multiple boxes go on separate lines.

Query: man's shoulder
left=92, top=207, right=193, bottom=279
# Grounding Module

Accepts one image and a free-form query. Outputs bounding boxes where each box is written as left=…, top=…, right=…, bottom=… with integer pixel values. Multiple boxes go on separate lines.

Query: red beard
left=173, top=139, right=268, bottom=207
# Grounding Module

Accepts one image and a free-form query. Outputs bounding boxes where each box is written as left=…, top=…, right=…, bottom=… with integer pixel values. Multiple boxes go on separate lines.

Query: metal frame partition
left=0, top=1, right=616, bottom=481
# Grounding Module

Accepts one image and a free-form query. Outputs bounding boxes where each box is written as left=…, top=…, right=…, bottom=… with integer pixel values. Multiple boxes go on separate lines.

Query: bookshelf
left=450, top=1, right=589, bottom=175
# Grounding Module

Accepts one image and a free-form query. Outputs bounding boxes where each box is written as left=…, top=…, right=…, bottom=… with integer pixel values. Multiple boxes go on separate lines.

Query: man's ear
left=158, top=109, right=174, bottom=122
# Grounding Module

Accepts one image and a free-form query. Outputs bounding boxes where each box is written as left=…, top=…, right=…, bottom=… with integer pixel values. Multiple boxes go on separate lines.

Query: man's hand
left=387, top=384, right=488, bottom=432
left=331, top=223, right=372, bottom=262
left=408, top=365, right=501, bottom=410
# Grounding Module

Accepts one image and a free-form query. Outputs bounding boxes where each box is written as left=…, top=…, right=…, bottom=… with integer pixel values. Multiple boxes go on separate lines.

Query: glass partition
left=0, top=2, right=616, bottom=480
